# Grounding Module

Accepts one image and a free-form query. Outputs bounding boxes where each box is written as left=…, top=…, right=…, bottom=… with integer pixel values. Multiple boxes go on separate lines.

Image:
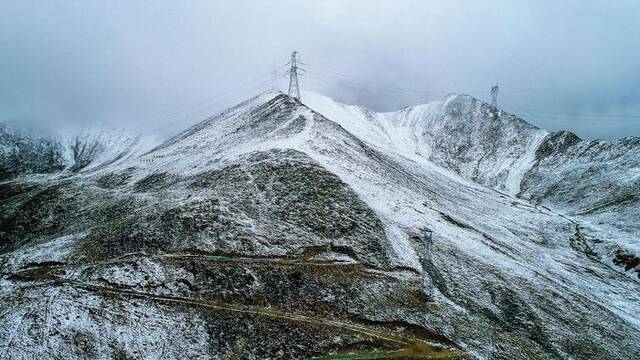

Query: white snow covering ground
left=62, top=128, right=160, bottom=174
left=302, top=91, right=551, bottom=195
left=95, top=91, right=638, bottom=327
left=303, top=90, right=640, bottom=272
left=2, top=90, right=639, bottom=358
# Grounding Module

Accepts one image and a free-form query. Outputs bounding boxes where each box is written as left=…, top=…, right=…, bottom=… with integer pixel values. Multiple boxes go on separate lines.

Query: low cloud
left=1, top=0, right=638, bottom=139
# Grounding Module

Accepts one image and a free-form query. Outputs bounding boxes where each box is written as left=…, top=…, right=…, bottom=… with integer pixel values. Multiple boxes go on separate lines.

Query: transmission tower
left=491, top=82, right=499, bottom=108
left=288, top=51, right=301, bottom=101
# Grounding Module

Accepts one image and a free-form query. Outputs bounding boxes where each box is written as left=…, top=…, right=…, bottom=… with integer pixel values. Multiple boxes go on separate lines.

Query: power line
left=303, top=69, right=456, bottom=102
left=303, top=72, right=432, bottom=102
left=145, top=75, right=282, bottom=134
left=150, top=63, right=289, bottom=115
left=500, top=103, right=640, bottom=120
left=302, top=61, right=486, bottom=97
left=140, top=67, right=288, bottom=133
left=302, top=62, right=640, bottom=120
left=139, top=55, right=640, bottom=134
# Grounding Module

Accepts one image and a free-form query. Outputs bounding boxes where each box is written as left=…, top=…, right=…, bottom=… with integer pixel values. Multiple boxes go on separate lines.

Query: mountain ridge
left=302, top=91, right=640, bottom=257
left=1, top=91, right=639, bottom=359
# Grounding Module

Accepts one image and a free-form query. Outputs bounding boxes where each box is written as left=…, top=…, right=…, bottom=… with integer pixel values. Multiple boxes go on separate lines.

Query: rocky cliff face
left=0, top=125, right=65, bottom=180
left=1, top=92, right=639, bottom=359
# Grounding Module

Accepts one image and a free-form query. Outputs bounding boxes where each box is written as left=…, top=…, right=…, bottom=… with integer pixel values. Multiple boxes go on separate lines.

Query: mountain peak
left=2, top=87, right=640, bottom=359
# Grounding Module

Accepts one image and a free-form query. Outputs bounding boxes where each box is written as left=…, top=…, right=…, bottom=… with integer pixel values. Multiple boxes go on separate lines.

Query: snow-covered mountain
left=1, top=91, right=638, bottom=359
left=0, top=125, right=157, bottom=180
left=0, top=124, right=65, bottom=180
left=62, top=128, right=157, bottom=173
left=303, top=91, right=640, bottom=277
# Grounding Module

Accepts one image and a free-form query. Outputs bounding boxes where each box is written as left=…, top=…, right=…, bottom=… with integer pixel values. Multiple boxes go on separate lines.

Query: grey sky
left=1, top=0, right=639, bottom=139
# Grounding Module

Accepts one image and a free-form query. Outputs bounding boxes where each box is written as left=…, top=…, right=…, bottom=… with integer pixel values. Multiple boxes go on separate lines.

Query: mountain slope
left=0, top=124, right=65, bottom=180
left=303, top=92, right=549, bottom=194
left=520, top=133, right=640, bottom=258
left=304, top=91, right=640, bottom=279
left=1, top=92, right=639, bottom=359
left=0, top=123, right=156, bottom=182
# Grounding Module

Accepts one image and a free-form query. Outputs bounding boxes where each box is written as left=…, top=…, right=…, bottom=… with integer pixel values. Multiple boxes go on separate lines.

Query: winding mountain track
left=9, top=251, right=418, bottom=282
left=7, top=258, right=465, bottom=359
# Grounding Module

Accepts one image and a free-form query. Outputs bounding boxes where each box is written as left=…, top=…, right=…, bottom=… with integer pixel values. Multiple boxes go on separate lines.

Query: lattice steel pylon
left=491, top=82, right=499, bottom=108
left=288, top=51, right=301, bottom=101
